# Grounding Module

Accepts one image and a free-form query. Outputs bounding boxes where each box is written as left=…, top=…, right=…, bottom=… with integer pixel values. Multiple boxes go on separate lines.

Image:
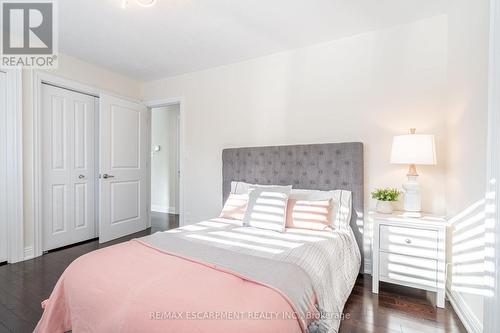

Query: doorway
left=150, top=105, right=180, bottom=231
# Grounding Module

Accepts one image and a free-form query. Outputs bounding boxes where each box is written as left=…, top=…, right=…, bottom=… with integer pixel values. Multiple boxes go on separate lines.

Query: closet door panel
left=99, top=94, right=148, bottom=243
left=42, top=84, right=96, bottom=251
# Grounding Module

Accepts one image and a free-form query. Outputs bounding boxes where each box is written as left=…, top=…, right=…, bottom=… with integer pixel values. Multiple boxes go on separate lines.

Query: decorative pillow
left=243, top=185, right=292, bottom=232
left=289, top=189, right=352, bottom=230
left=219, top=193, right=249, bottom=220
left=285, top=198, right=334, bottom=231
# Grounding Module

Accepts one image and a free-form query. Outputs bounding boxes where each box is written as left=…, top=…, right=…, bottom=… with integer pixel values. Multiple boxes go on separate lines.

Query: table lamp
left=390, top=128, right=436, bottom=215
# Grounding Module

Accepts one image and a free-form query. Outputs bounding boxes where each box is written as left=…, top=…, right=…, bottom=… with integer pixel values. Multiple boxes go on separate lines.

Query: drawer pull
left=405, top=238, right=412, bottom=244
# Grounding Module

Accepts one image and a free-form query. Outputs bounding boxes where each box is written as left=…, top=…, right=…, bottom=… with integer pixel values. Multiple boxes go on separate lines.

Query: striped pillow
left=289, top=189, right=352, bottom=230
left=286, top=198, right=334, bottom=231
left=243, top=185, right=292, bottom=232
left=219, top=193, right=248, bottom=220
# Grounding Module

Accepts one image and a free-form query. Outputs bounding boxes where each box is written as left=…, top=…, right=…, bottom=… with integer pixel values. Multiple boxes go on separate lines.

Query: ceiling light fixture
left=136, top=0, right=157, bottom=7
left=121, top=0, right=157, bottom=9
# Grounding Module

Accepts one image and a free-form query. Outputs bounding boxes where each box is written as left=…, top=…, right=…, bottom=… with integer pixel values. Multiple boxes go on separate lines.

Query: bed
left=35, top=142, right=364, bottom=333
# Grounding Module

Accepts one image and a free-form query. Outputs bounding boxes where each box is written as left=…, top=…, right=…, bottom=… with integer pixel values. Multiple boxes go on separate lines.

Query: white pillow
left=231, top=181, right=292, bottom=194
left=289, top=189, right=352, bottom=230
left=231, top=181, right=253, bottom=194
left=243, top=185, right=292, bottom=232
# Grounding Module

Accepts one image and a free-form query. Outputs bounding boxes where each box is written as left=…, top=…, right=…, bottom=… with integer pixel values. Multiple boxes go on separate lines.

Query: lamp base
left=403, top=175, right=421, bottom=213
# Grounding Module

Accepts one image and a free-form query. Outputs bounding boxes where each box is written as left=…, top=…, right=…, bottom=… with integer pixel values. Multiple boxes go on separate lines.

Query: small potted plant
left=371, top=188, right=401, bottom=214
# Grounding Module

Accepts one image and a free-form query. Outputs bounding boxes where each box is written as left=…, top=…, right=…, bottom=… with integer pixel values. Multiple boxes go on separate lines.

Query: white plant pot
left=376, top=200, right=394, bottom=214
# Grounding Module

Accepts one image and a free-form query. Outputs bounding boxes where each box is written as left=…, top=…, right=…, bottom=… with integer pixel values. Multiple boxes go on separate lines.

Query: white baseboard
left=24, top=246, right=34, bottom=260
left=446, top=288, right=483, bottom=333
left=151, top=205, right=168, bottom=213
left=151, top=205, right=177, bottom=214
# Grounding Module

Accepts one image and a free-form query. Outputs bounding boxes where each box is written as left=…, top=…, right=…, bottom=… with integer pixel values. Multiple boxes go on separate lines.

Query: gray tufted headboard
left=222, top=142, right=364, bottom=264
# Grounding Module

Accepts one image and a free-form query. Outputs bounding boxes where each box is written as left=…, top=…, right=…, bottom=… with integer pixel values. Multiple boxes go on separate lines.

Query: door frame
left=144, top=97, right=186, bottom=227
left=484, top=0, right=500, bottom=331
left=1, top=68, right=23, bottom=263
left=31, top=71, right=102, bottom=258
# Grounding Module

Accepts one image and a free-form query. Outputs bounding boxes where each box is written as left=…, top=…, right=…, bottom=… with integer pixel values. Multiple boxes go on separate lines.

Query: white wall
left=142, top=15, right=449, bottom=272
left=0, top=71, right=7, bottom=262
left=151, top=105, right=180, bottom=214
left=446, top=0, right=491, bottom=329
left=46, top=54, right=142, bottom=99
left=22, top=53, right=142, bottom=256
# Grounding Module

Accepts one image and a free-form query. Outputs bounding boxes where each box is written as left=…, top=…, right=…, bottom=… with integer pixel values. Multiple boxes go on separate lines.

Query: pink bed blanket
left=34, top=240, right=305, bottom=333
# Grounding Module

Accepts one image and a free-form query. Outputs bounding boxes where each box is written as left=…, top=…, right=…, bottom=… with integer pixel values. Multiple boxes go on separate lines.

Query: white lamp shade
left=390, top=134, right=437, bottom=165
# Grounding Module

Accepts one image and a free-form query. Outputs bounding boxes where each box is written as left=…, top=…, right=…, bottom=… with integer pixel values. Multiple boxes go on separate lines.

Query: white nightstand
left=371, top=211, right=447, bottom=308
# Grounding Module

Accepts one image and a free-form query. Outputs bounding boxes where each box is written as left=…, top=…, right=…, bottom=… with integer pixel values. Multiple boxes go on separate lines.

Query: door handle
left=102, top=174, right=115, bottom=179
left=78, top=174, right=85, bottom=179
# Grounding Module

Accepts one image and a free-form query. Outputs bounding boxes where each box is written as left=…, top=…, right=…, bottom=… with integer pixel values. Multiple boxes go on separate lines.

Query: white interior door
left=0, top=71, right=7, bottom=262
left=99, top=94, right=148, bottom=243
left=41, top=84, right=97, bottom=251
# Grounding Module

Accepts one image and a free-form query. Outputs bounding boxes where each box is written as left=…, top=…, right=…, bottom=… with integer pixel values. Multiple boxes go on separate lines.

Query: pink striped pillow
left=285, top=198, right=334, bottom=231
left=219, top=194, right=249, bottom=220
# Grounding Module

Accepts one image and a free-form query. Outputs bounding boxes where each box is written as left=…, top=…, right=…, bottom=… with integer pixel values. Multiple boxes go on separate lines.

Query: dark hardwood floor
left=0, top=213, right=465, bottom=333
left=150, top=211, right=180, bottom=233
left=339, top=277, right=466, bottom=333
left=0, top=213, right=179, bottom=333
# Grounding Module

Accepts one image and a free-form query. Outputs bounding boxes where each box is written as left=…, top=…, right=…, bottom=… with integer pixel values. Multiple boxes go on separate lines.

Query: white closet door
left=99, top=94, right=148, bottom=243
left=42, top=84, right=96, bottom=251
left=0, top=71, right=7, bottom=262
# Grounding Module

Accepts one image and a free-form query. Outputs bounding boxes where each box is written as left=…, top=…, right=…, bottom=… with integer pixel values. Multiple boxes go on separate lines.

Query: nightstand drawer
left=379, top=252, right=437, bottom=290
left=379, top=225, right=438, bottom=259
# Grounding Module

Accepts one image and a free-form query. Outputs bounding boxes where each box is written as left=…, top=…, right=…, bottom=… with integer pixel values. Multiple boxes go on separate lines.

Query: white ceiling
left=59, top=0, right=447, bottom=81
